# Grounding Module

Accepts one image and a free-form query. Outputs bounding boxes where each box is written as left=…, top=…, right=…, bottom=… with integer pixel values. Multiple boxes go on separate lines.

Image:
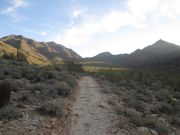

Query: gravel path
left=69, top=76, right=118, bottom=135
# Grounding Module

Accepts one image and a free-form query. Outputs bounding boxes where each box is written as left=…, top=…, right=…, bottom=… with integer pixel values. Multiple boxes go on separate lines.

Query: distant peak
left=11, top=35, right=23, bottom=38
left=100, top=51, right=112, bottom=55
left=154, top=39, right=169, bottom=45
left=47, top=41, right=57, bottom=45
left=93, top=51, right=112, bottom=58
left=158, top=39, right=164, bottom=41
left=46, top=41, right=64, bottom=47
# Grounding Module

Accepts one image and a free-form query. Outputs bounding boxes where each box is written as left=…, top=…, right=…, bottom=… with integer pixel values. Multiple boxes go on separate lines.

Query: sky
left=0, top=0, right=180, bottom=57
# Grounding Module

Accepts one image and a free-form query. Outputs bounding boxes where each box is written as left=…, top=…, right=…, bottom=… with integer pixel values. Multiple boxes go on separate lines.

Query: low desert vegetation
left=0, top=58, right=79, bottom=121
left=94, top=68, right=180, bottom=134
left=39, top=99, right=65, bottom=117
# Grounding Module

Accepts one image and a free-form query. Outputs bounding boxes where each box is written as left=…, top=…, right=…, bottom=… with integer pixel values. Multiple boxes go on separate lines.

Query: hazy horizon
left=1, top=0, right=180, bottom=57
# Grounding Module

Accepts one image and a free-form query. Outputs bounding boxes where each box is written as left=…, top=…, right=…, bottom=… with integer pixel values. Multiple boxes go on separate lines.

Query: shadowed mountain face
left=0, top=35, right=81, bottom=64
left=84, top=39, right=180, bottom=68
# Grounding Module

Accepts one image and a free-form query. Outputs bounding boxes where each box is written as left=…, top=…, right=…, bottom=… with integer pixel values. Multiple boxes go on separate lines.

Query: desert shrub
left=157, top=89, right=172, bottom=102
left=0, top=105, right=22, bottom=120
left=56, top=72, right=76, bottom=87
left=65, top=77, right=76, bottom=87
left=21, top=67, right=36, bottom=80
left=143, top=116, right=159, bottom=128
left=32, top=82, right=45, bottom=91
left=64, top=61, right=83, bottom=72
left=23, top=72, right=35, bottom=80
left=154, top=122, right=169, bottom=135
left=123, top=95, right=145, bottom=112
left=39, top=99, right=64, bottom=117
left=11, top=70, right=22, bottom=79
left=171, top=116, right=180, bottom=127
left=124, top=108, right=143, bottom=126
left=32, top=70, right=57, bottom=82
left=158, top=102, right=173, bottom=114
left=172, top=101, right=180, bottom=114
left=11, top=79, right=28, bottom=92
left=115, top=105, right=124, bottom=115
left=0, top=80, right=12, bottom=108
left=42, top=81, right=72, bottom=98
left=16, top=90, right=30, bottom=103
left=137, top=93, right=152, bottom=103
left=55, top=82, right=71, bottom=97
left=107, top=97, right=116, bottom=106
left=142, top=116, right=169, bottom=134
left=111, top=85, right=122, bottom=95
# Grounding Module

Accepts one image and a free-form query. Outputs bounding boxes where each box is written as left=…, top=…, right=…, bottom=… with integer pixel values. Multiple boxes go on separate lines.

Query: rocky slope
left=0, top=35, right=81, bottom=65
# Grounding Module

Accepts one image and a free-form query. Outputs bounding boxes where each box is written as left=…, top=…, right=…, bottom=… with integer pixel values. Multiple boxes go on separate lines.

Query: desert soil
left=69, top=76, right=119, bottom=135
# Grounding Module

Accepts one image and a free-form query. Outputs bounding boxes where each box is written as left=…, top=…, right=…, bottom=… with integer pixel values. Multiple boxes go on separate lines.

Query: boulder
left=137, top=127, right=158, bottom=135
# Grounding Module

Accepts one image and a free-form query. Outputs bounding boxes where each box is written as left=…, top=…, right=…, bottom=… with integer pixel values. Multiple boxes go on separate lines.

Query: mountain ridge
left=0, top=35, right=81, bottom=64
left=83, top=39, right=180, bottom=68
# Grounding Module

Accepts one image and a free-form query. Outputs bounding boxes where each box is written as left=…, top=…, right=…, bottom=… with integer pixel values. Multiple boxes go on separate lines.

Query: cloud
left=54, top=9, right=146, bottom=46
left=54, top=0, right=180, bottom=57
left=126, top=0, right=180, bottom=20
left=72, top=8, right=86, bottom=18
left=3, top=0, right=28, bottom=14
left=38, top=31, right=48, bottom=36
left=1, top=0, right=28, bottom=22
left=76, top=20, right=180, bottom=57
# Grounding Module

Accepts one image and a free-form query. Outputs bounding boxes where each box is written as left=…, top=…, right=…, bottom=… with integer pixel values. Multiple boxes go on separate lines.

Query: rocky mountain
left=89, top=52, right=113, bottom=62
left=83, top=39, right=180, bottom=68
left=0, top=35, right=81, bottom=64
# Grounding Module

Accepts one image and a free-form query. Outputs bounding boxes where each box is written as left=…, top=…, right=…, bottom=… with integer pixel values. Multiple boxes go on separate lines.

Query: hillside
left=0, top=35, right=81, bottom=65
left=83, top=39, right=180, bottom=68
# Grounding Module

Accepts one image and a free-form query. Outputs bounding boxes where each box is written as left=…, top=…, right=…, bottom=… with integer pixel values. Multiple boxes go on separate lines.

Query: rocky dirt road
left=69, top=76, right=118, bottom=135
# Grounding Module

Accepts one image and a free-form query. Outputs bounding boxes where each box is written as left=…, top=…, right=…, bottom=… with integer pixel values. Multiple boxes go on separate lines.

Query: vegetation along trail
left=69, top=76, right=118, bottom=135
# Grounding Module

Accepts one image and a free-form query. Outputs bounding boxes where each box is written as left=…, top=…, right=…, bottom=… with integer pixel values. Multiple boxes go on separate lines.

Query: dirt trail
left=69, top=76, right=118, bottom=135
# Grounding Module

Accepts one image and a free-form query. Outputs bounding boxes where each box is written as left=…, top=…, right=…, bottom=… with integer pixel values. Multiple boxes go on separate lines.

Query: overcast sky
left=0, top=0, right=180, bottom=57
